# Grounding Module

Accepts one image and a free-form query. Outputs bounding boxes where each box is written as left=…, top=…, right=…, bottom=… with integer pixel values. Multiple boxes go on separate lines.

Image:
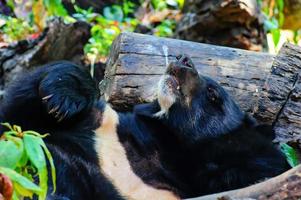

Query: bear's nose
left=176, top=54, right=194, bottom=69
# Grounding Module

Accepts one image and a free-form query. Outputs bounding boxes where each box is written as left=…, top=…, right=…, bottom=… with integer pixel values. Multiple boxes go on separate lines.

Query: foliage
left=0, top=0, right=68, bottom=42
left=151, top=0, right=184, bottom=10
left=0, top=15, right=35, bottom=42
left=280, top=143, right=300, bottom=167
left=79, top=0, right=182, bottom=61
left=258, top=0, right=301, bottom=53
left=0, top=0, right=184, bottom=61
left=154, top=19, right=176, bottom=37
left=258, top=0, right=284, bottom=49
left=0, top=123, right=56, bottom=200
left=78, top=2, right=139, bottom=61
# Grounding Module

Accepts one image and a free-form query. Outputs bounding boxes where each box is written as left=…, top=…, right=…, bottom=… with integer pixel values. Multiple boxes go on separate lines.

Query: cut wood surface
left=102, top=32, right=301, bottom=144
left=186, top=164, right=301, bottom=200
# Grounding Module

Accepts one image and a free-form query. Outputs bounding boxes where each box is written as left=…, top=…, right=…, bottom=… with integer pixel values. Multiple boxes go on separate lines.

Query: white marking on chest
left=94, top=105, right=179, bottom=200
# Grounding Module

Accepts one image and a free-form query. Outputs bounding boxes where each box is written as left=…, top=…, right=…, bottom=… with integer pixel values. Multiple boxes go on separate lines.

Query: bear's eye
left=207, top=87, right=219, bottom=103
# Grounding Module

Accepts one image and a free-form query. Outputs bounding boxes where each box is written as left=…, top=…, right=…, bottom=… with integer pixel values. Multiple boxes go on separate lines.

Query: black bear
left=0, top=55, right=289, bottom=200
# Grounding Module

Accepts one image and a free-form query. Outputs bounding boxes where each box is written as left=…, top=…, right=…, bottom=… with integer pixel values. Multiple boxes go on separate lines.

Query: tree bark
left=102, top=32, right=301, bottom=144
left=174, top=0, right=265, bottom=51
left=0, top=18, right=91, bottom=100
left=186, top=164, right=301, bottom=200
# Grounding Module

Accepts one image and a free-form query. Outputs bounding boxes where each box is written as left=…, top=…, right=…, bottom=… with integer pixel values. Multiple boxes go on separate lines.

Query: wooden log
left=186, top=164, right=301, bottom=200
left=272, top=45, right=301, bottom=144
left=102, top=32, right=301, bottom=143
left=102, top=32, right=274, bottom=114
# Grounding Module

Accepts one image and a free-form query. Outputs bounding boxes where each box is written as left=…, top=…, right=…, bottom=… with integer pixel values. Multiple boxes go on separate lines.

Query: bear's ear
left=133, top=101, right=161, bottom=119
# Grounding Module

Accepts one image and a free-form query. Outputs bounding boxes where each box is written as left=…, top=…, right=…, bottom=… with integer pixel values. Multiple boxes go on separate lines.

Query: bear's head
left=156, top=55, right=246, bottom=142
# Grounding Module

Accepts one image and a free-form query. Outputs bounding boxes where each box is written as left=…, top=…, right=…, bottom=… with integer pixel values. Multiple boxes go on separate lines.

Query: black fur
left=132, top=55, right=289, bottom=197
left=0, top=62, right=124, bottom=200
left=0, top=57, right=290, bottom=199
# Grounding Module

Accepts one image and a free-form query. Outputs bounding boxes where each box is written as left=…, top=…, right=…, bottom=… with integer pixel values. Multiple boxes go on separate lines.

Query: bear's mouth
left=156, top=54, right=200, bottom=114
left=166, top=55, right=196, bottom=90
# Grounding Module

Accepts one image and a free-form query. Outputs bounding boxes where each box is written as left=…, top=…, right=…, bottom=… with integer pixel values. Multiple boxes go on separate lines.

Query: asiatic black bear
left=0, top=55, right=289, bottom=200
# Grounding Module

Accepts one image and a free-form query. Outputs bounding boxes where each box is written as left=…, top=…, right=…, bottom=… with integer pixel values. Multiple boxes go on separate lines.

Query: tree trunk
left=0, top=18, right=91, bottom=100
left=102, top=32, right=301, bottom=145
left=174, top=0, right=265, bottom=51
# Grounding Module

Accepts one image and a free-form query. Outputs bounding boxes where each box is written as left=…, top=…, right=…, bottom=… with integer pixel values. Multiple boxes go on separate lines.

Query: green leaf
left=12, top=125, right=22, bottom=133
left=43, top=0, right=67, bottom=16
left=151, top=0, right=167, bottom=10
left=1, top=122, right=13, bottom=131
left=36, top=137, right=56, bottom=194
left=280, top=143, right=299, bottom=167
left=177, top=0, right=185, bottom=9
left=14, top=182, right=34, bottom=198
left=278, top=12, right=285, bottom=27
left=6, top=0, right=14, bottom=10
left=0, top=137, right=23, bottom=169
left=0, top=167, right=41, bottom=194
left=17, top=146, right=29, bottom=167
left=24, top=135, right=48, bottom=199
left=271, top=29, right=281, bottom=47
left=122, top=0, right=135, bottom=16
left=24, top=135, right=46, bottom=170
left=103, top=5, right=124, bottom=22
left=12, top=192, right=19, bottom=200
left=276, top=0, right=284, bottom=11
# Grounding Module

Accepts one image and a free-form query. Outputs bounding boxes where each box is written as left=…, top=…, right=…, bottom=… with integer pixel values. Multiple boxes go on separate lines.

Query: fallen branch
left=186, top=164, right=301, bottom=200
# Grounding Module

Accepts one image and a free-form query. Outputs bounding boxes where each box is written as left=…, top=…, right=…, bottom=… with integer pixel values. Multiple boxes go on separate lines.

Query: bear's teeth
left=177, top=86, right=180, bottom=90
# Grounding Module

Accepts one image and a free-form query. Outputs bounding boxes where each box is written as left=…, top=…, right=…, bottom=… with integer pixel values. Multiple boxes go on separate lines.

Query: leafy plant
left=72, top=6, right=98, bottom=22
left=0, top=15, right=35, bottom=42
left=261, top=0, right=285, bottom=47
left=258, top=0, right=301, bottom=53
left=122, top=0, right=136, bottom=16
left=1, top=0, right=184, bottom=60
left=0, top=123, right=56, bottom=200
left=43, top=0, right=68, bottom=17
left=154, top=19, right=176, bottom=37
left=1, top=0, right=68, bottom=41
left=151, top=0, right=184, bottom=10
left=280, top=143, right=300, bottom=167
left=103, top=5, right=124, bottom=22
left=81, top=2, right=139, bottom=61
